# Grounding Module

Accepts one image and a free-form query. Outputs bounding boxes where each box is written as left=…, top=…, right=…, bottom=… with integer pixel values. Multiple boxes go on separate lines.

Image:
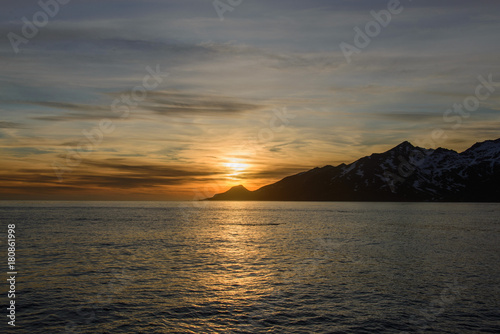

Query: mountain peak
left=385, top=140, right=415, bottom=155
left=205, top=184, right=252, bottom=201
left=230, top=185, right=248, bottom=191
left=395, top=140, right=414, bottom=149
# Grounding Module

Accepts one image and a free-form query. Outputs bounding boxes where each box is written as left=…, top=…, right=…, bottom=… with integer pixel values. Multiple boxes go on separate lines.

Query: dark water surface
left=1, top=201, right=499, bottom=333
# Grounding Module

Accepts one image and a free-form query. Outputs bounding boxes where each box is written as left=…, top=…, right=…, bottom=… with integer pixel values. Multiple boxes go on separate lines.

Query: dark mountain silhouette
left=209, top=185, right=253, bottom=201
left=206, top=138, right=500, bottom=202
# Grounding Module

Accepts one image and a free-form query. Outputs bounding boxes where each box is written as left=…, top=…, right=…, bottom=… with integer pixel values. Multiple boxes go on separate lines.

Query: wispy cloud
left=142, top=91, right=266, bottom=116
left=0, top=121, right=23, bottom=128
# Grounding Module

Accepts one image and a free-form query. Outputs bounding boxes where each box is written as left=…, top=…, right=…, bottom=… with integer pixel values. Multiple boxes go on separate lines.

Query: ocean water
left=1, top=201, right=499, bottom=333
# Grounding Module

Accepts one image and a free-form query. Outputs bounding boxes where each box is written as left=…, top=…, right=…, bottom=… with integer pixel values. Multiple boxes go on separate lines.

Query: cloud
left=22, top=90, right=267, bottom=122
left=142, top=90, right=266, bottom=116
left=25, top=101, right=118, bottom=122
left=81, top=159, right=222, bottom=178
left=37, top=90, right=266, bottom=120
left=29, top=101, right=109, bottom=112
left=0, top=121, right=22, bottom=128
left=1, top=157, right=227, bottom=193
left=1, top=147, right=54, bottom=156
left=370, top=112, right=443, bottom=123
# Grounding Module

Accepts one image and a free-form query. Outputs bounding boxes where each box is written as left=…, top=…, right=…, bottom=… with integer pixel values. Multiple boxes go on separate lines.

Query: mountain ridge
left=206, top=138, right=500, bottom=202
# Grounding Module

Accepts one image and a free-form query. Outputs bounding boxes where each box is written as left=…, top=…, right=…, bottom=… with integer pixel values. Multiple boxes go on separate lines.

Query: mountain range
left=206, top=138, right=500, bottom=202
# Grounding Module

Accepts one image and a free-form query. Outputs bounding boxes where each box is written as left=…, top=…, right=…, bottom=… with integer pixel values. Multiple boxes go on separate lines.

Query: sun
left=224, top=160, right=249, bottom=176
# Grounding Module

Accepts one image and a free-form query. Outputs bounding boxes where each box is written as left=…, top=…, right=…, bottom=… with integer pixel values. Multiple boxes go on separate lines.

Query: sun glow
left=224, top=160, right=250, bottom=176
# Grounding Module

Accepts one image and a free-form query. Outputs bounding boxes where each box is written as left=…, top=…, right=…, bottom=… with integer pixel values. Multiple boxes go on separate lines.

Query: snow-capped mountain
left=207, top=138, right=500, bottom=202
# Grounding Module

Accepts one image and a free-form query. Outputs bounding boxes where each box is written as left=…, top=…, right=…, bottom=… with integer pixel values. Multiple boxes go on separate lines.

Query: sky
left=1, top=0, right=500, bottom=200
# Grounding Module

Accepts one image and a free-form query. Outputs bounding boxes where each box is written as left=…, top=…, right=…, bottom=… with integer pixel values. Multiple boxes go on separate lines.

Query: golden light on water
left=193, top=202, right=276, bottom=310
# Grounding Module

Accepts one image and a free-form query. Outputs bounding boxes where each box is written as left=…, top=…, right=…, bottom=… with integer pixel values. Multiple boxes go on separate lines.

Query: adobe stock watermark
left=384, top=73, right=499, bottom=192
left=213, top=0, right=243, bottom=21
left=339, top=0, right=405, bottom=64
left=52, top=64, right=167, bottom=181
left=7, top=0, right=71, bottom=54
left=403, top=278, right=466, bottom=333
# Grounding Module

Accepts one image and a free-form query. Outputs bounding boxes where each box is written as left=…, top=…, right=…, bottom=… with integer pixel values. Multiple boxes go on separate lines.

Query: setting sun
left=224, top=160, right=250, bottom=175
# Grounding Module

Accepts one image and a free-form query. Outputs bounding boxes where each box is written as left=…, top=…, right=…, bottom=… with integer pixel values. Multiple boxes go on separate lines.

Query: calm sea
left=1, top=201, right=499, bottom=333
